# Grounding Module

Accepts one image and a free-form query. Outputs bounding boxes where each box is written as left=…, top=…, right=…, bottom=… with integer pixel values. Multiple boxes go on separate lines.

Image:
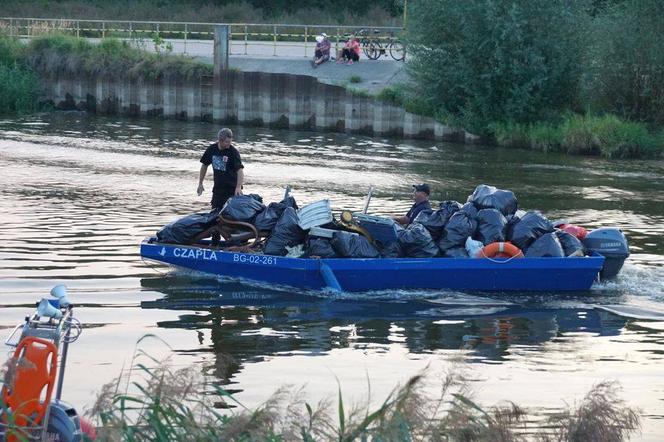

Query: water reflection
left=140, top=276, right=628, bottom=377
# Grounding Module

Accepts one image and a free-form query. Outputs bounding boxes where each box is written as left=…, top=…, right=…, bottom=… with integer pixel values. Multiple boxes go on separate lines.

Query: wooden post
left=214, top=25, right=229, bottom=76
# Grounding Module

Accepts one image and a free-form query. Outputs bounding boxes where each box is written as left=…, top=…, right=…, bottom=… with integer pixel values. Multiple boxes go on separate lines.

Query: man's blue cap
left=413, top=183, right=430, bottom=195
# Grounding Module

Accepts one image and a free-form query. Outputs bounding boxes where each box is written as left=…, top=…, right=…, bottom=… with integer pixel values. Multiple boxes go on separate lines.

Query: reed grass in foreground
left=84, top=352, right=641, bottom=441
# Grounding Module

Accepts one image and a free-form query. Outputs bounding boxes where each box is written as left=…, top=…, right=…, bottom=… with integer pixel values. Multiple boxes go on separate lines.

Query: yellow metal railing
left=0, top=17, right=403, bottom=58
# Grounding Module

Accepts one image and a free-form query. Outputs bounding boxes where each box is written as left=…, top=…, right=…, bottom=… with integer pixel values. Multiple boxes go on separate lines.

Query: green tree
left=406, top=0, right=588, bottom=135
left=586, top=0, right=664, bottom=126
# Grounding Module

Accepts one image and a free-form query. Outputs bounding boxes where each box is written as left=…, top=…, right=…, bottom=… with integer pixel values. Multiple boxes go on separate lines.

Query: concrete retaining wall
left=42, top=71, right=470, bottom=142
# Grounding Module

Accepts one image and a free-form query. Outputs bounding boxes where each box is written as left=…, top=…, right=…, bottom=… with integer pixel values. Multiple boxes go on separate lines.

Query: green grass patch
left=349, top=75, right=362, bottom=84
left=24, top=34, right=212, bottom=80
left=345, top=87, right=372, bottom=98
left=375, top=85, right=404, bottom=106
left=494, top=114, right=662, bottom=159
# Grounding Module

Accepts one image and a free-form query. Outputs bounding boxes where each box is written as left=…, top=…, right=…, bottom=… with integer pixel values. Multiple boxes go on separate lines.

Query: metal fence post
left=102, top=21, right=105, bottom=38
left=184, top=23, right=188, bottom=54
left=244, top=24, right=248, bottom=55
left=76, top=20, right=80, bottom=38
left=214, top=25, right=229, bottom=74
left=304, top=25, right=308, bottom=58
left=273, top=25, right=277, bottom=56
left=9, top=18, right=13, bottom=37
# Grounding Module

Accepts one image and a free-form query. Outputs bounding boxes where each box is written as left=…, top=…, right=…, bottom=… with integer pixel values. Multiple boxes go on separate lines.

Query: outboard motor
left=582, top=227, right=629, bottom=280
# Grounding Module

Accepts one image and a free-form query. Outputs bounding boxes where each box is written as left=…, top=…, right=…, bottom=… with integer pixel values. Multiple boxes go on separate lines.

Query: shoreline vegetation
left=1, top=345, right=642, bottom=441
left=1, top=0, right=663, bottom=159
left=84, top=350, right=641, bottom=442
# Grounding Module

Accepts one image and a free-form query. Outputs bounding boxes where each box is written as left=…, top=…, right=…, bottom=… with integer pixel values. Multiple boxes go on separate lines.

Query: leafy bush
left=0, top=64, right=39, bottom=115
left=0, top=34, right=24, bottom=66
left=585, top=0, right=664, bottom=126
left=406, top=0, right=587, bottom=135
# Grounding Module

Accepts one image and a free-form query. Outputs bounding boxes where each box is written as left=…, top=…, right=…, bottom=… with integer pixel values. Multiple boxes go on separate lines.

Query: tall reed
left=83, top=348, right=642, bottom=441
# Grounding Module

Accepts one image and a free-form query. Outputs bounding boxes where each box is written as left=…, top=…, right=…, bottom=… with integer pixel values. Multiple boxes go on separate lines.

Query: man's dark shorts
left=211, top=187, right=236, bottom=210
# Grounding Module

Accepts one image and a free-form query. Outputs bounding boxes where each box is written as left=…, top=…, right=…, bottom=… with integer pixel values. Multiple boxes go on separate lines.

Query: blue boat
left=140, top=237, right=607, bottom=292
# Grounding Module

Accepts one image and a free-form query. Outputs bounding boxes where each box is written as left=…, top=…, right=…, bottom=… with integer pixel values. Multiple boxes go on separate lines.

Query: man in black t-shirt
left=393, top=183, right=432, bottom=225
left=197, top=128, right=244, bottom=209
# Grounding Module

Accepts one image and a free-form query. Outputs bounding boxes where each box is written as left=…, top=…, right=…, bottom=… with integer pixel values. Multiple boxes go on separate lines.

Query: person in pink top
left=337, top=35, right=360, bottom=65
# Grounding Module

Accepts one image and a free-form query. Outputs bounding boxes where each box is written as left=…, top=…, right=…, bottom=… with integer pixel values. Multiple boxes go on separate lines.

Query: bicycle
left=354, top=29, right=405, bottom=62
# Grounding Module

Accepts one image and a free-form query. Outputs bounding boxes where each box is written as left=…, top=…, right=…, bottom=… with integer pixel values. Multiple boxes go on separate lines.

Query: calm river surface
left=1, top=113, right=664, bottom=439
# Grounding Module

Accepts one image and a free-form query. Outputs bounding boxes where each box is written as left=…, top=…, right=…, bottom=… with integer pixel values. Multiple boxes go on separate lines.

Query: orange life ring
left=478, top=242, right=524, bottom=259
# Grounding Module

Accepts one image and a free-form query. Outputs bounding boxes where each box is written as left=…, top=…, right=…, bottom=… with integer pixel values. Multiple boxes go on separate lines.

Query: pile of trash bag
left=154, top=183, right=591, bottom=260
left=221, top=194, right=265, bottom=223
left=156, top=209, right=220, bottom=244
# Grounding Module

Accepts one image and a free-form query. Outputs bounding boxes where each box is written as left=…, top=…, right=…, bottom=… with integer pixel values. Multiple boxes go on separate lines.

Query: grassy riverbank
left=2, top=29, right=661, bottom=158
left=0, top=33, right=211, bottom=114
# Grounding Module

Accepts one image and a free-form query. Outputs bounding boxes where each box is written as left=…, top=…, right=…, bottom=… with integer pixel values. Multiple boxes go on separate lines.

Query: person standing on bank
left=393, top=183, right=432, bottom=225
left=197, top=128, right=244, bottom=210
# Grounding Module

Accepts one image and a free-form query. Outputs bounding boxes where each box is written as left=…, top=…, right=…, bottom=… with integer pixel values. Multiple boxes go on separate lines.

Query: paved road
left=226, top=55, right=408, bottom=94
left=85, top=37, right=408, bottom=93
left=149, top=38, right=409, bottom=93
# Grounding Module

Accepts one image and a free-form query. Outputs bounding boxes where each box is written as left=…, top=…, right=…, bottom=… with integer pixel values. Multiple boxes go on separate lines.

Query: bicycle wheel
left=389, top=41, right=405, bottom=61
left=361, top=41, right=373, bottom=59
left=366, top=42, right=381, bottom=60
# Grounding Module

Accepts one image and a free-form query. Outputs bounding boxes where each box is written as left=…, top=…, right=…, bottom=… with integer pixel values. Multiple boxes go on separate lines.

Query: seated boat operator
left=393, top=183, right=432, bottom=225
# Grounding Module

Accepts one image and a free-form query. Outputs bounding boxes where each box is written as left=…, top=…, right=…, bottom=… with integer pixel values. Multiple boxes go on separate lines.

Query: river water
left=1, top=113, right=663, bottom=439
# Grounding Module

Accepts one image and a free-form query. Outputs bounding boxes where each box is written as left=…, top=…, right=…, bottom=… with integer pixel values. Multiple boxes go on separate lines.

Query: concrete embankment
left=44, top=67, right=469, bottom=141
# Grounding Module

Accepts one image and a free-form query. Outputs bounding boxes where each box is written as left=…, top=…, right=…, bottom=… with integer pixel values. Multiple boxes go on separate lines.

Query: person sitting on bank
left=312, top=33, right=331, bottom=68
left=336, top=35, right=360, bottom=65
left=393, top=183, right=432, bottom=225
left=197, top=127, right=244, bottom=211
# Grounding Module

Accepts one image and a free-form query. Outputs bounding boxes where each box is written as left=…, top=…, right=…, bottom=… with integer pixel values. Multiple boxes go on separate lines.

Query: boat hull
left=140, top=238, right=605, bottom=292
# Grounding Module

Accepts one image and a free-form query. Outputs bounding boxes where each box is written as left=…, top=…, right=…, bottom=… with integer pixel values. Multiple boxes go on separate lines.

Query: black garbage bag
left=254, top=196, right=298, bottom=232
left=413, top=209, right=447, bottom=240
left=156, top=209, right=220, bottom=245
left=439, top=200, right=463, bottom=221
left=398, top=223, right=439, bottom=258
left=555, top=230, right=585, bottom=257
left=476, top=209, right=507, bottom=245
left=305, top=237, right=337, bottom=258
left=331, top=231, right=380, bottom=258
left=437, top=211, right=478, bottom=251
left=221, top=194, right=265, bottom=223
left=460, top=201, right=478, bottom=219
left=377, top=240, right=403, bottom=258
left=443, top=246, right=469, bottom=258
left=467, top=184, right=518, bottom=216
left=263, top=207, right=306, bottom=256
left=525, top=232, right=565, bottom=257
left=505, top=210, right=526, bottom=231
left=507, top=211, right=554, bottom=251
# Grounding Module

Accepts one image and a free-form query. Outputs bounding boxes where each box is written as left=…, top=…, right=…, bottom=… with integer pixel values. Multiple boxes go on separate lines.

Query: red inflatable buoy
left=478, top=242, right=524, bottom=259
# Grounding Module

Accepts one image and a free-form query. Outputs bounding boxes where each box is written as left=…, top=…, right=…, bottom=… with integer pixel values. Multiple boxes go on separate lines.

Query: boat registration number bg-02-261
left=232, top=253, right=278, bottom=266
